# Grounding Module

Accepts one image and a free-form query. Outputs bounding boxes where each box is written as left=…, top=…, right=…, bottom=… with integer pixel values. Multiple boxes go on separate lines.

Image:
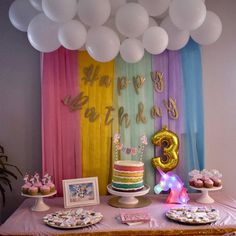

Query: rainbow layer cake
left=112, top=160, right=144, bottom=192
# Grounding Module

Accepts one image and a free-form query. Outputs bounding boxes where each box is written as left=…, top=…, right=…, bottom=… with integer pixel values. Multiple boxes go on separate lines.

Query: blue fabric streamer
left=181, top=39, right=205, bottom=183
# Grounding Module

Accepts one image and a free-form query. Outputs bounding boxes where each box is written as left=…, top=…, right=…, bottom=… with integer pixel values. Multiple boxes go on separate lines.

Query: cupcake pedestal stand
left=190, top=186, right=222, bottom=204
left=107, top=184, right=151, bottom=208
left=21, top=191, right=57, bottom=211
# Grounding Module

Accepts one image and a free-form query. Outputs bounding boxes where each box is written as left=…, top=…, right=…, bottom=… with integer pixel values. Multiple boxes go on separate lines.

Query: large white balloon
left=120, top=38, right=144, bottom=63
left=142, top=26, right=168, bottom=54
left=58, top=20, right=87, bottom=50
left=78, top=0, right=111, bottom=26
left=110, top=0, right=127, bottom=16
left=27, top=13, right=60, bottom=52
left=42, top=0, right=77, bottom=23
left=115, top=3, right=149, bottom=38
left=191, top=11, right=222, bottom=45
left=29, top=0, right=42, bottom=11
left=86, top=26, right=120, bottom=62
left=169, top=0, right=206, bottom=31
left=161, top=16, right=189, bottom=50
left=9, top=0, right=39, bottom=32
left=138, top=0, right=170, bottom=17
left=105, top=17, right=126, bottom=42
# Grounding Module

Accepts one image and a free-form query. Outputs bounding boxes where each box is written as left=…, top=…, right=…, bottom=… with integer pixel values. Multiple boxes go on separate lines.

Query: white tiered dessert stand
left=21, top=191, right=57, bottom=211
left=107, top=184, right=150, bottom=208
left=190, top=186, right=222, bottom=204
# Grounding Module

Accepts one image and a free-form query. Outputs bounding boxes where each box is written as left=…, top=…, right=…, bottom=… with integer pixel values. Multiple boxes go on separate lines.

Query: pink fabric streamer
left=41, top=47, right=81, bottom=196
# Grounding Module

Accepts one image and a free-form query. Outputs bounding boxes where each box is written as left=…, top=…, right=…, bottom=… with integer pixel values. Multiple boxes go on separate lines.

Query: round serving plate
left=43, top=209, right=103, bottom=229
left=190, top=185, right=222, bottom=204
left=166, top=206, right=220, bottom=225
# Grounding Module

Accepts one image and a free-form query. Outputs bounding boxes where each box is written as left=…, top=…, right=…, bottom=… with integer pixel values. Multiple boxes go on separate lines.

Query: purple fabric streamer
left=152, top=51, right=184, bottom=183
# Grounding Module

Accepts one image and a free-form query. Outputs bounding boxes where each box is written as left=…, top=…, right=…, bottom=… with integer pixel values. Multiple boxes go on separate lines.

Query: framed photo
left=62, top=177, right=100, bottom=208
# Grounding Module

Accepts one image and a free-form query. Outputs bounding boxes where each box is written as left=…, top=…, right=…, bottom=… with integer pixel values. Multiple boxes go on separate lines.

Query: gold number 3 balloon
left=152, top=126, right=179, bottom=172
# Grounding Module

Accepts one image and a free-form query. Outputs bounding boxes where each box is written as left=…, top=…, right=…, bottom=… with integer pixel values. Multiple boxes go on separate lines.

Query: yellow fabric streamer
left=78, top=52, right=114, bottom=195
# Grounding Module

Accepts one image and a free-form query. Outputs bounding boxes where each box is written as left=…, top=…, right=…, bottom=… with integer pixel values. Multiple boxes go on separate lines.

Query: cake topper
left=113, top=134, right=148, bottom=161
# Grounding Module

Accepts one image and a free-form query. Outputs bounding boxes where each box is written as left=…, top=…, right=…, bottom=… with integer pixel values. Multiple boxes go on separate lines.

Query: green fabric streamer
left=114, top=53, right=155, bottom=191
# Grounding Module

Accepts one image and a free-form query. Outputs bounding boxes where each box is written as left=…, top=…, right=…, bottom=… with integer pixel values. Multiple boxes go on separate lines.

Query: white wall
left=202, top=0, right=236, bottom=198
left=0, top=0, right=41, bottom=223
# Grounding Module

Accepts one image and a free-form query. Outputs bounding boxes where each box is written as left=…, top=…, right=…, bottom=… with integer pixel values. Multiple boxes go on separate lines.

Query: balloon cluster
left=9, top=0, right=222, bottom=63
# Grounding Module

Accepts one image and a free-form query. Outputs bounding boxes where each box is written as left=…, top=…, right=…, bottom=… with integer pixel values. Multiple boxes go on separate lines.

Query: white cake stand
left=107, top=184, right=150, bottom=205
left=190, top=186, right=222, bottom=204
left=21, top=191, right=57, bottom=211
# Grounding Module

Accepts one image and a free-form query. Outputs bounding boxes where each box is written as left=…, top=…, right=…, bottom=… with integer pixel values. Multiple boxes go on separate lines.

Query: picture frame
left=62, top=177, right=100, bottom=208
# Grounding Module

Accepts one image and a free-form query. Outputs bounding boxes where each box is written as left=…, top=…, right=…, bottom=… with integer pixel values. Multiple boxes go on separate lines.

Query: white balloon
left=9, top=0, right=39, bottom=32
left=138, top=0, right=170, bottom=17
left=29, top=0, right=42, bottom=11
left=169, top=0, right=206, bottom=30
left=115, top=3, right=149, bottom=38
left=191, top=11, right=222, bottom=45
left=86, top=26, right=120, bottom=62
left=110, top=0, right=127, bottom=16
left=42, top=0, right=77, bottom=23
left=142, top=26, right=168, bottom=54
left=58, top=20, right=87, bottom=50
left=120, top=38, right=144, bottom=63
left=149, top=17, right=158, bottom=27
left=28, top=13, right=60, bottom=52
left=105, top=17, right=126, bottom=42
left=78, top=0, right=111, bottom=26
left=161, top=16, right=189, bottom=50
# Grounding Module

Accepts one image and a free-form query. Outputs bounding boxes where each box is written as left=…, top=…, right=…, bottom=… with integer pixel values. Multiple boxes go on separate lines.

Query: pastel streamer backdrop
left=41, top=47, right=81, bottom=196
left=151, top=51, right=185, bottom=183
left=78, top=52, right=114, bottom=195
left=181, top=39, right=205, bottom=182
left=114, top=53, right=155, bottom=190
left=41, top=40, right=204, bottom=195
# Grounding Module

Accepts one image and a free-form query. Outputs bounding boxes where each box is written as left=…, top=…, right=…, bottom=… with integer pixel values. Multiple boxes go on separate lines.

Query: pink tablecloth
left=1, top=192, right=236, bottom=236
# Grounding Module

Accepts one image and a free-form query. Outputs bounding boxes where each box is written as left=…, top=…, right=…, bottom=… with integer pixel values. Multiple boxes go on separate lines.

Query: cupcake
left=189, top=178, right=195, bottom=187
left=28, top=186, right=38, bottom=195
left=47, top=182, right=56, bottom=192
left=40, top=185, right=50, bottom=195
left=21, top=183, right=31, bottom=194
left=46, top=175, right=56, bottom=192
left=194, top=179, right=204, bottom=188
left=211, top=177, right=222, bottom=187
left=204, top=178, right=214, bottom=188
left=34, top=173, right=42, bottom=190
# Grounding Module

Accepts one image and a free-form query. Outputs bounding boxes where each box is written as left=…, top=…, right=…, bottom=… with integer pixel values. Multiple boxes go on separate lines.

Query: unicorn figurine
left=154, top=168, right=189, bottom=204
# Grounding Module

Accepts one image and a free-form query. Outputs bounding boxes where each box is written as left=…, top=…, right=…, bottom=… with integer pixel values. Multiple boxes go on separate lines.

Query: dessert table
left=1, top=191, right=236, bottom=236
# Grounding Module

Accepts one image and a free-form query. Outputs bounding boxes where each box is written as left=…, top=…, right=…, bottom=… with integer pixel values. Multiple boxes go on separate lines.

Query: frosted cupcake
left=47, top=176, right=56, bottom=192
left=34, top=173, right=42, bottom=191
left=40, top=185, right=50, bottom=195
left=21, top=183, right=31, bottom=194
left=28, top=186, right=38, bottom=195
left=21, top=173, right=31, bottom=194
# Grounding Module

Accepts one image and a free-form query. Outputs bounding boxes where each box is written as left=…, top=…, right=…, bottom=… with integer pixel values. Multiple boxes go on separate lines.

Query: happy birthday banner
left=42, top=39, right=204, bottom=196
